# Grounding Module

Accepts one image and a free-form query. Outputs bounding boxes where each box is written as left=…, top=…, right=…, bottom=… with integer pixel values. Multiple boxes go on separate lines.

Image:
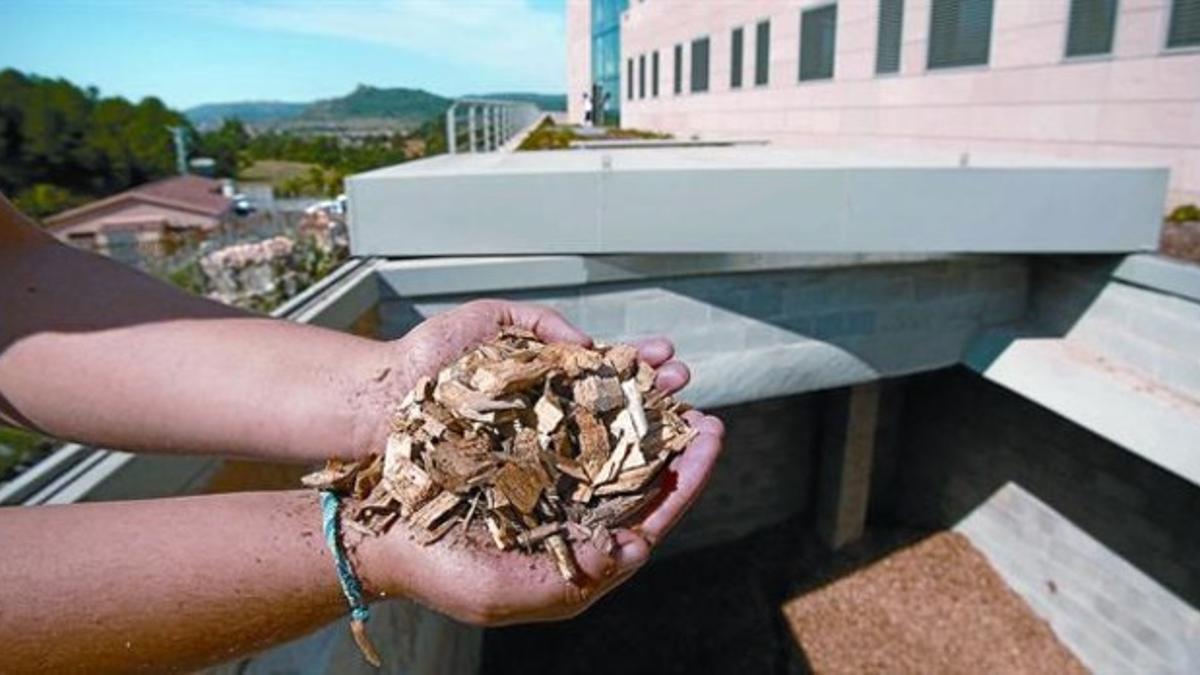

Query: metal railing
left=445, top=99, right=541, bottom=154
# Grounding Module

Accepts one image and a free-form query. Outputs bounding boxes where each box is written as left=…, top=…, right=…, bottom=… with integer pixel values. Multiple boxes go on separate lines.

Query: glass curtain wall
left=591, top=0, right=629, bottom=125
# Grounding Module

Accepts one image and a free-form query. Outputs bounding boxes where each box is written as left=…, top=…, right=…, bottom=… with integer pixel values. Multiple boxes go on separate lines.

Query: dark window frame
left=926, top=0, right=995, bottom=70
left=1167, top=0, right=1200, bottom=49
left=673, top=43, right=683, bottom=94
left=875, top=0, right=904, bottom=74
left=690, top=36, right=711, bottom=93
left=638, top=53, right=646, bottom=99
left=731, top=26, right=745, bottom=89
left=799, top=3, right=838, bottom=82
left=755, top=19, right=771, bottom=86
left=626, top=57, right=634, bottom=99
left=1065, top=0, right=1119, bottom=58
left=652, top=50, right=660, bottom=97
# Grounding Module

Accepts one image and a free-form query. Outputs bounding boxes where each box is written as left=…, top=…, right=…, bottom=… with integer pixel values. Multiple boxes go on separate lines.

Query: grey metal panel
left=346, top=148, right=1167, bottom=255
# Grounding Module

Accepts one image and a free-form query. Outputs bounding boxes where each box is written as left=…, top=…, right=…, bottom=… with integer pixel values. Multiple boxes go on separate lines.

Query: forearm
left=0, top=491, right=355, bottom=674
left=0, top=197, right=408, bottom=461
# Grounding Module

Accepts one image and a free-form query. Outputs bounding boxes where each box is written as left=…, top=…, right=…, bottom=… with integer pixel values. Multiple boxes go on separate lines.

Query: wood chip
left=534, top=391, right=566, bottom=435
left=410, top=490, right=462, bottom=532
left=573, top=408, right=611, bottom=480
left=384, top=456, right=440, bottom=514
left=495, top=462, right=545, bottom=515
left=594, top=455, right=669, bottom=496
left=573, top=375, right=625, bottom=413
left=304, top=328, right=695, bottom=664
left=605, top=344, right=639, bottom=379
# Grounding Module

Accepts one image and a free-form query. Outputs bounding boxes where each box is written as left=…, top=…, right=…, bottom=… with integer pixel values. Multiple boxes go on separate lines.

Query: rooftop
left=347, top=145, right=1167, bottom=256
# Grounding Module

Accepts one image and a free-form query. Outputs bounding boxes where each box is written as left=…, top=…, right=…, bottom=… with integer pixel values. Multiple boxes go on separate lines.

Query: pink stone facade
left=566, top=0, right=593, bottom=124
left=582, top=0, right=1200, bottom=206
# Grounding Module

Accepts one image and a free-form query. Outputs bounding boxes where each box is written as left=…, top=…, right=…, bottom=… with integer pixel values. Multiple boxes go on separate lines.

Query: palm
left=372, top=300, right=724, bottom=625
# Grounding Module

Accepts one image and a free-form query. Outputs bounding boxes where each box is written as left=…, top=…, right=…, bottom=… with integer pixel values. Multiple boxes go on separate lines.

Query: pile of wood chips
left=303, top=327, right=696, bottom=583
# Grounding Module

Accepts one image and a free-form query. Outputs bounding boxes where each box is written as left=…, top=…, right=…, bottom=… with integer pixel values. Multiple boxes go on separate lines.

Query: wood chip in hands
left=302, top=327, right=696, bottom=583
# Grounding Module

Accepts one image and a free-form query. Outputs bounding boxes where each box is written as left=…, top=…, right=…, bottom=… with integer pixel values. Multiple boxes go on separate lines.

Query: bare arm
left=0, top=194, right=407, bottom=461
left=0, top=490, right=349, bottom=673
left=0, top=194, right=727, bottom=673
left=0, top=406, right=724, bottom=674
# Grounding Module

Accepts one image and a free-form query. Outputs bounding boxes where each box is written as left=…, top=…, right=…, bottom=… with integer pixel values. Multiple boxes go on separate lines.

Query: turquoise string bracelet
left=320, top=489, right=382, bottom=667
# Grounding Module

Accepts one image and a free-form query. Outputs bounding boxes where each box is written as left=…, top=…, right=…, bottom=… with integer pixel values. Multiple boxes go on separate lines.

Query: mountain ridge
left=187, top=86, right=565, bottom=130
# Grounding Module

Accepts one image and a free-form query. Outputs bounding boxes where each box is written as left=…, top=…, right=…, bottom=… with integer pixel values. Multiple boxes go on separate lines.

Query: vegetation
left=299, top=84, right=450, bottom=126
left=185, top=89, right=564, bottom=130
left=0, top=68, right=188, bottom=217
left=517, top=119, right=578, bottom=150
left=517, top=119, right=671, bottom=151
left=185, top=101, right=306, bottom=129
left=0, top=427, right=48, bottom=478
left=1167, top=203, right=1199, bottom=224
left=1161, top=203, right=1200, bottom=265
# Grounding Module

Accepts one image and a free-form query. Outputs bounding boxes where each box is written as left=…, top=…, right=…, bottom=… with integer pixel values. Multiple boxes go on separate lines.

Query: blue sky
left=0, top=0, right=567, bottom=109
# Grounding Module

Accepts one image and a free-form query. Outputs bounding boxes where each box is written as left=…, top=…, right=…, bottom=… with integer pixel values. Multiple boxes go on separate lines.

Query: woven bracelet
left=320, top=489, right=382, bottom=667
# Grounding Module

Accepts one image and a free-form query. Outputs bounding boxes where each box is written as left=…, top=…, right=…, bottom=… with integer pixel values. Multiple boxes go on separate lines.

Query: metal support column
left=467, top=105, right=478, bottom=153
left=445, top=106, right=457, bottom=154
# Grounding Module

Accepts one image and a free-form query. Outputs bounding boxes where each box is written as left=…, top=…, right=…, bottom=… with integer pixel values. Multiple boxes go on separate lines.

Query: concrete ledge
left=569, top=138, right=770, bottom=150
left=1114, top=254, right=1200, bottom=303
left=347, top=147, right=1167, bottom=256
left=965, top=334, right=1200, bottom=487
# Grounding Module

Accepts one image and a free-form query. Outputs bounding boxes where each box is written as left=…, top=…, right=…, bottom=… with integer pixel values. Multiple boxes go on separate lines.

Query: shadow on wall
left=878, top=366, right=1200, bottom=608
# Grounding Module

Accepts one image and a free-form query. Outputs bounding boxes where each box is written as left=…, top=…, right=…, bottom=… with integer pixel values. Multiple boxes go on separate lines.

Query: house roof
left=45, top=175, right=232, bottom=228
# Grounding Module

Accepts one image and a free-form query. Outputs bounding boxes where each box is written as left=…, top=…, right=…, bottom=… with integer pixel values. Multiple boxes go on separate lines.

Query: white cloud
left=182, top=0, right=565, bottom=92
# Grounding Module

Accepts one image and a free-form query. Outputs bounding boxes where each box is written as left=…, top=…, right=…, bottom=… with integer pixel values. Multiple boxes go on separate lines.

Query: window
left=731, top=27, right=745, bottom=88
left=876, top=0, right=904, bottom=73
left=1066, top=0, right=1117, bottom=57
left=1168, top=0, right=1200, bottom=48
left=626, top=57, right=634, bottom=99
left=799, top=4, right=838, bottom=81
left=691, top=36, right=710, bottom=92
left=638, top=54, right=646, bottom=99
left=927, top=0, right=994, bottom=69
left=673, top=44, right=683, bottom=94
left=652, top=51, right=660, bottom=97
left=755, top=20, right=771, bottom=85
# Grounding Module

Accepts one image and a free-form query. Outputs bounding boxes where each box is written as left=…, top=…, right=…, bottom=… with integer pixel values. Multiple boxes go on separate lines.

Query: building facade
left=566, top=0, right=1200, bottom=205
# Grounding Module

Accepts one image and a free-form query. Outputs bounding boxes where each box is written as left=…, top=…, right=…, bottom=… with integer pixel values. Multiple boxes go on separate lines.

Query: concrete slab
left=346, top=147, right=1167, bottom=256
left=965, top=334, right=1200, bottom=487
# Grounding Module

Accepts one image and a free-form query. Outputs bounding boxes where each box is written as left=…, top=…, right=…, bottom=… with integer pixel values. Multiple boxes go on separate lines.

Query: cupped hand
left=357, top=299, right=725, bottom=625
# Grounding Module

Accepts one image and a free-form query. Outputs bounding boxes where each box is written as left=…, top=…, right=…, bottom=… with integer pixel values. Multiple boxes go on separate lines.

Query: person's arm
left=0, top=194, right=414, bottom=461
left=0, top=405, right=723, bottom=674
left=0, top=194, right=601, bottom=462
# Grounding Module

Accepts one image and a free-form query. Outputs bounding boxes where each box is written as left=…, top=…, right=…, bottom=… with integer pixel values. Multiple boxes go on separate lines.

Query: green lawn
left=239, top=160, right=319, bottom=187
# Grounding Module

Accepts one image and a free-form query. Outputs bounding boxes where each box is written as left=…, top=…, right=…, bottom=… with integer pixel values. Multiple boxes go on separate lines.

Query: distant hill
left=473, top=92, right=566, bottom=112
left=186, top=101, right=306, bottom=129
left=186, top=86, right=565, bottom=131
left=299, top=85, right=451, bottom=125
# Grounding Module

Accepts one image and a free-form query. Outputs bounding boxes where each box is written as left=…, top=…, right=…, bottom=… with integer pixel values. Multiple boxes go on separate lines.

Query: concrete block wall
left=1031, top=256, right=1200, bottom=403
left=887, top=367, right=1200, bottom=674
left=377, top=256, right=1029, bottom=407
left=613, top=0, right=1200, bottom=205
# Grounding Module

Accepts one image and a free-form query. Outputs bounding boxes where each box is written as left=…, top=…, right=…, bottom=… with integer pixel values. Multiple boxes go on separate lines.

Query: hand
left=355, top=300, right=725, bottom=625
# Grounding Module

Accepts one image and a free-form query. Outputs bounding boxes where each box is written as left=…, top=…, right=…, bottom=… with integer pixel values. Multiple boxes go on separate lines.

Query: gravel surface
left=784, top=531, right=1086, bottom=674
left=483, top=521, right=1084, bottom=674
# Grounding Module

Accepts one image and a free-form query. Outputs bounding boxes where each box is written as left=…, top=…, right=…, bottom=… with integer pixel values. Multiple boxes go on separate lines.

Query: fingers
left=474, top=299, right=592, bottom=346
left=629, top=336, right=689, bottom=394
left=654, top=361, right=689, bottom=394
left=630, top=336, right=673, bottom=366
left=632, top=410, right=725, bottom=544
